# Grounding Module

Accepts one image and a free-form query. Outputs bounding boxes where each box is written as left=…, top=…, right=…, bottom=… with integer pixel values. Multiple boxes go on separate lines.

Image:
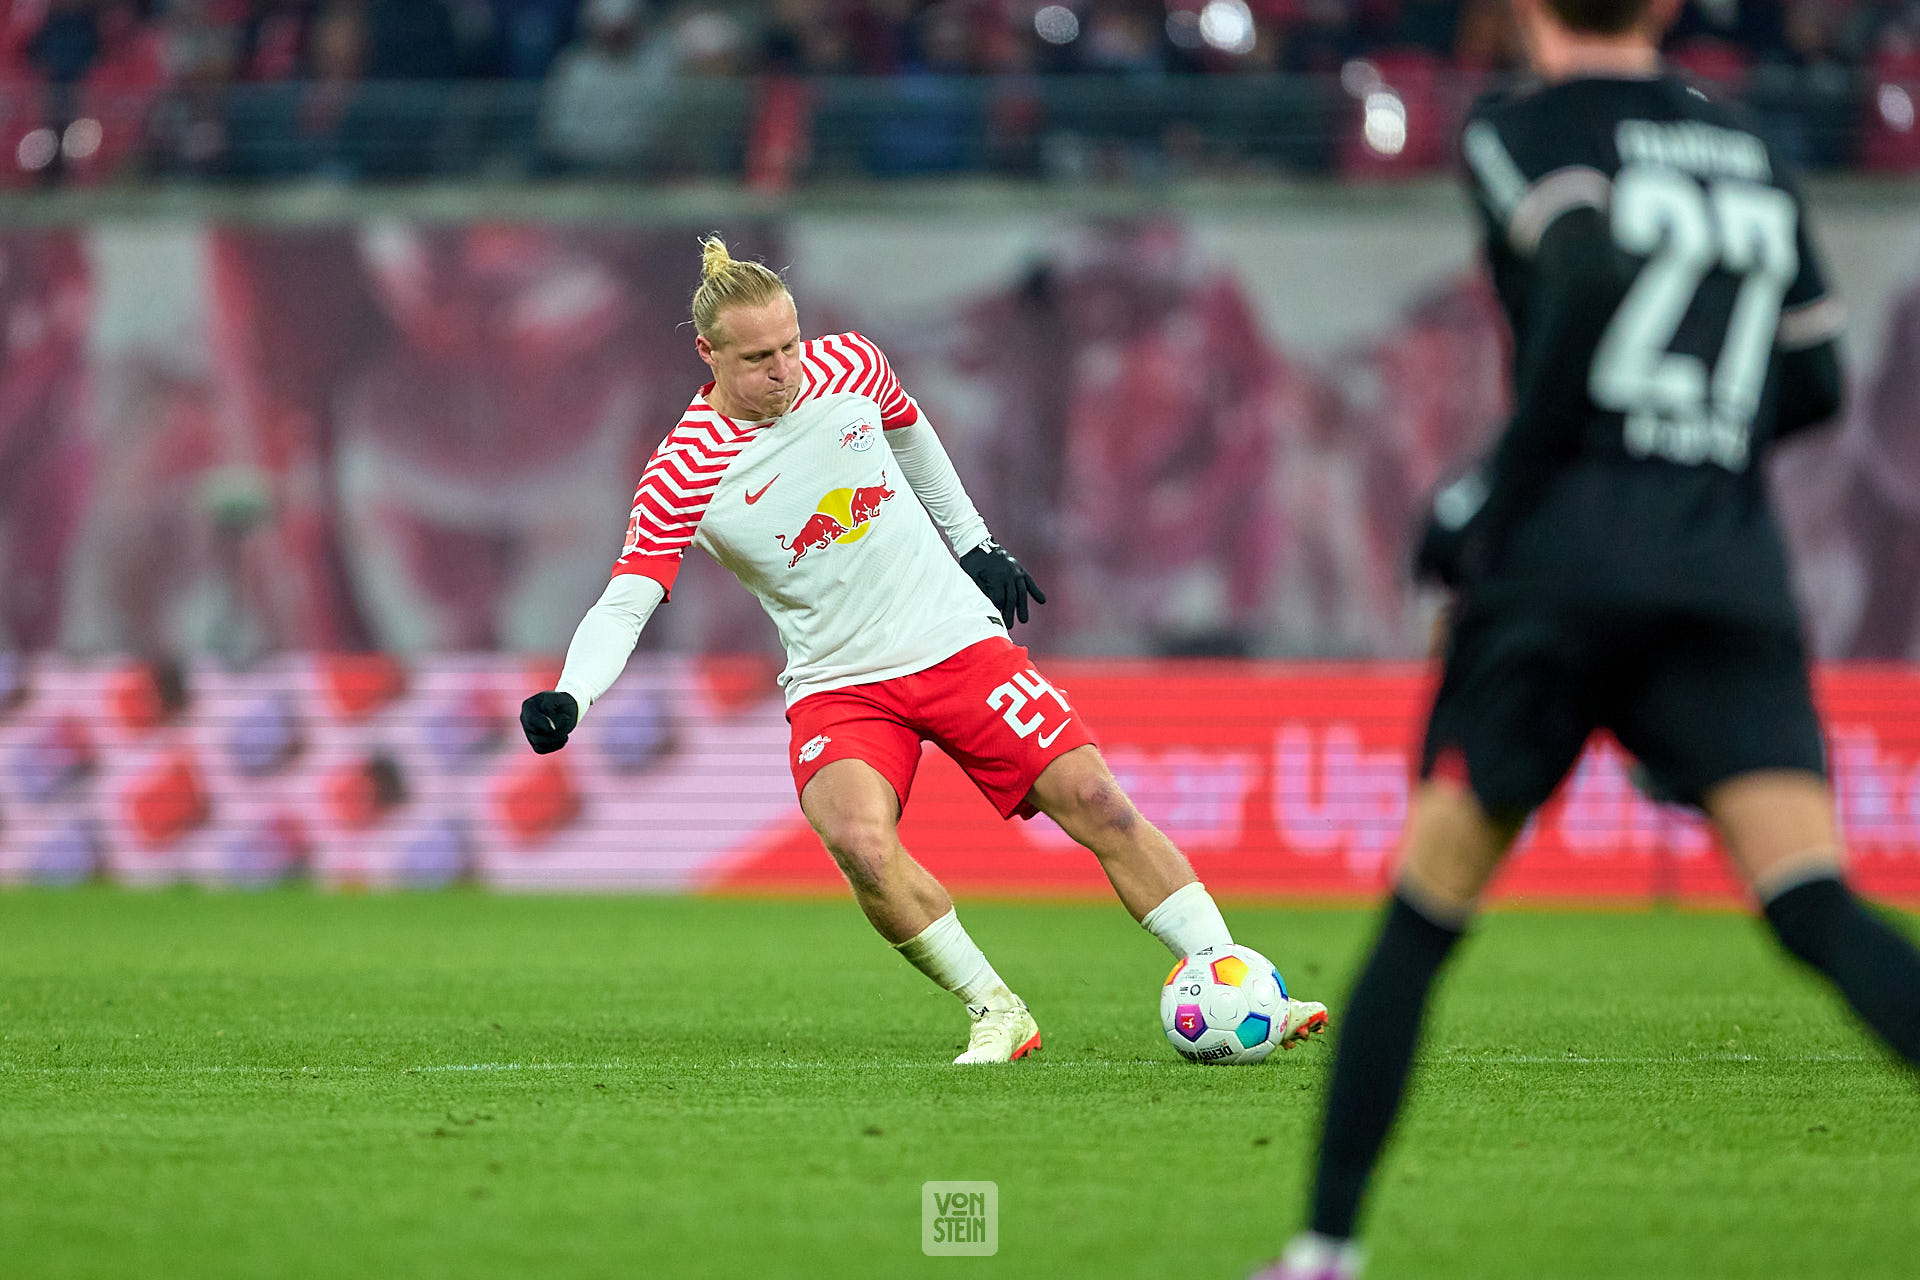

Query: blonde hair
left=691, top=235, right=790, bottom=344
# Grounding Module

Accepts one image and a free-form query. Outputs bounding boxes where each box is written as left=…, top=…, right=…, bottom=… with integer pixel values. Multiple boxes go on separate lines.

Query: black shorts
left=1420, top=604, right=1827, bottom=818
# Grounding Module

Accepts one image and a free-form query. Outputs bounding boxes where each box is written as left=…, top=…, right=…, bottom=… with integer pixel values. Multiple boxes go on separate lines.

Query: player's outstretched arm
left=887, top=416, right=1047, bottom=627
left=520, top=691, right=578, bottom=755
left=520, top=574, right=666, bottom=753
left=886, top=418, right=989, bottom=552
left=1413, top=467, right=1490, bottom=590
left=1469, top=206, right=1628, bottom=564
left=1772, top=232, right=1847, bottom=440
left=1406, top=209, right=1620, bottom=593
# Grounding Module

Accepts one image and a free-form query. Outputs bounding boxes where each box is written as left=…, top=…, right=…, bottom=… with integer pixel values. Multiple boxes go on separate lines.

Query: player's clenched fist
left=520, top=691, right=579, bottom=754
left=960, top=539, right=1046, bottom=628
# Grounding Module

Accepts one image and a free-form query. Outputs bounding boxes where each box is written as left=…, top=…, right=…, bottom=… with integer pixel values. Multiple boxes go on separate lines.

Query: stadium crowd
left=0, top=0, right=1918, bottom=179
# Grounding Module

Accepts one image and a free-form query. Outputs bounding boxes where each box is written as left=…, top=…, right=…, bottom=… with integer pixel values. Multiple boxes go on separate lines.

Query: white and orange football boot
left=953, top=1000, right=1041, bottom=1064
left=1276, top=998, right=1330, bottom=1049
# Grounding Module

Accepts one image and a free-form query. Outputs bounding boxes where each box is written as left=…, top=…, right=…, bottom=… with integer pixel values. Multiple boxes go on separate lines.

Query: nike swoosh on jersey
left=744, top=476, right=779, bottom=504
left=1037, top=722, right=1067, bottom=748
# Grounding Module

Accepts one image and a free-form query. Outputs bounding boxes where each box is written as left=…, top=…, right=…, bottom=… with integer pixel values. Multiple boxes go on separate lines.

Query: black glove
left=1414, top=469, right=1490, bottom=591
left=960, top=539, right=1045, bottom=628
left=520, top=691, right=579, bottom=754
left=1413, top=513, right=1471, bottom=591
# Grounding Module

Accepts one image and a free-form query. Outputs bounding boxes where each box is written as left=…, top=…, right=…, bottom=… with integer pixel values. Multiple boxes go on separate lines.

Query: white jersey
left=612, top=332, right=1005, bottom=704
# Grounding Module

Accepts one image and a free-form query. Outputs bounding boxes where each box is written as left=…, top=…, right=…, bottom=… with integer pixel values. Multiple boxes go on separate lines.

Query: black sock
left=1763, top=875, right=1920, bottom=1069
left=1309, top=890, right=1465, bottom=1240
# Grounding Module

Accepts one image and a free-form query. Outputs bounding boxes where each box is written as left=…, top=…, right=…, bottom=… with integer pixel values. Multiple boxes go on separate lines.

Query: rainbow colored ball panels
left=1159, top=943, right=1292, bottom=1064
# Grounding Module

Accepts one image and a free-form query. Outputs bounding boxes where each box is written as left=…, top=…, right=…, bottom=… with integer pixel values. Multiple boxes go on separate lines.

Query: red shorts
left=785, top=637, right=1096, bottom=820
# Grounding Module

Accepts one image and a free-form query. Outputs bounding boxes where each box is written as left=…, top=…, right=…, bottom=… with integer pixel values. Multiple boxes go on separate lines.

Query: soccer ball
left=1160, top=943, right=1292, bottom=1064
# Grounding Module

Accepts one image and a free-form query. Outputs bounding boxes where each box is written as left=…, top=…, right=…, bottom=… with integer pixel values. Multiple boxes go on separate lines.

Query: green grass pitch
left=2, top=891, right=1916, bottom=1279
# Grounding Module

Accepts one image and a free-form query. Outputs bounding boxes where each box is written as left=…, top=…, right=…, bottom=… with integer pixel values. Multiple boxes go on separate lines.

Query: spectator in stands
left=1840, top=3, right=1920, bottom=60
left=28, top=0, right=102, bottom=86
left=220, top=2, right=382, bottom=178
left=864, top=0, right=979, bottom=173
left=22, top=0, right=102, bottom=182
left=147, top=0, right=242, bottom=175
left=1454, top=0, right=1525, bottom=71
left=1081, top=6, right=1162, bottom=75
left=493, top=0, right=577, bottom=78
left=674, top=7, right=748, bottom=75
left=1751, top=0, right=1856, bottom=167
left=440, top=0, right=504, bottom=78
left=235, top=0, right=314, bottom=82
left=1385, top=0, right=1460, bottom=59
left=1279, top=0, right=1361, bottom=75
left=307, top=3, right=374, bottom=148
left=1874, top=1, right=1920, bottom=51
left=17, top=0, right=1920, bottom=185
left=365, top=0, right=460, bottom=79
left=358, top=0, right=460, bottom=174
left=157, top=0, right=239, bottom=83
left=847, top=0, right=917, bottom=75
left=1667, top=0, right=1792, bottom=67
left=539, top=0, right=675, bottom=173
left=1782, top=0, right=1851, bottom=67
left=765, top=0, right=859, bottom=76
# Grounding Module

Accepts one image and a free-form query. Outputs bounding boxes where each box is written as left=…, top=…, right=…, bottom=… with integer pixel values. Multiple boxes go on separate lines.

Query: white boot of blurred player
left=1255, top=1232, right=1364, bottom=1280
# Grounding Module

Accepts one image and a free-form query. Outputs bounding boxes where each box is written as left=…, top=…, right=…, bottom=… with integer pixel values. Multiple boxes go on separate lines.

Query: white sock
left=894, top=909, right=1017, bottom=1009
left=1141, top=881, right=1233, bottom=959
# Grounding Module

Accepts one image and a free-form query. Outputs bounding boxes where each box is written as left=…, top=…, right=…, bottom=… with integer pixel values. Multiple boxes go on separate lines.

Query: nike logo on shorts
left=1037, top=722, right=1066, bottom=748
left=745, top=476, right=779, bottom=504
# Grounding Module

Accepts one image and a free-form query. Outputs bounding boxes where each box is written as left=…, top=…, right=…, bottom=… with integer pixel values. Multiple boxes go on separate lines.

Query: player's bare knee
left=823, top=820, right=898, bottom=893
left=1068, top=775, right=1139, bottom=843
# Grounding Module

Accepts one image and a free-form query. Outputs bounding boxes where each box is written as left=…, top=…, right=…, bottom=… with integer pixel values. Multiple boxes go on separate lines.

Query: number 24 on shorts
left=987, top=669, right=1073, bottom=745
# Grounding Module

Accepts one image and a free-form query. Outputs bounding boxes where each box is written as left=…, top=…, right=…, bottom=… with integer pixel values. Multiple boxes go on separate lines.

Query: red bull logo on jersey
left=837, top=419, right=877, bottom=452
left=775, top=472, right=895, bottom=567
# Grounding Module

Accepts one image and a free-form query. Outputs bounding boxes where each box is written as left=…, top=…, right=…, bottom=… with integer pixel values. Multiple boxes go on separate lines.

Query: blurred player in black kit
left=1263, top=1, right=1920, bottom=1276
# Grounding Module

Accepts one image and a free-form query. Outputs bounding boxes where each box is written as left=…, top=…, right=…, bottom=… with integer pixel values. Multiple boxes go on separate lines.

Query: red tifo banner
left=711, top=664, right=1920, bottom=902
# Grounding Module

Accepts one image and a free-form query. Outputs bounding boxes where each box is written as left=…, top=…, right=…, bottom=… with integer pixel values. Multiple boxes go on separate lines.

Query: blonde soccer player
left=520, top=236, right=1329, bottom=1065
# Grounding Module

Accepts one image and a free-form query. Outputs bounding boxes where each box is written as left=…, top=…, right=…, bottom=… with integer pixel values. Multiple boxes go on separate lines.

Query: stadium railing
left=0, top=67, right=1912, bottom=189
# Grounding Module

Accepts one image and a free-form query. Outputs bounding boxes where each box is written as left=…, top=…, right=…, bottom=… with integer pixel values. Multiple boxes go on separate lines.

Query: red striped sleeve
left=798, top=331, right=921, bottom=430
left=610, top=407, right=758, bottom=596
